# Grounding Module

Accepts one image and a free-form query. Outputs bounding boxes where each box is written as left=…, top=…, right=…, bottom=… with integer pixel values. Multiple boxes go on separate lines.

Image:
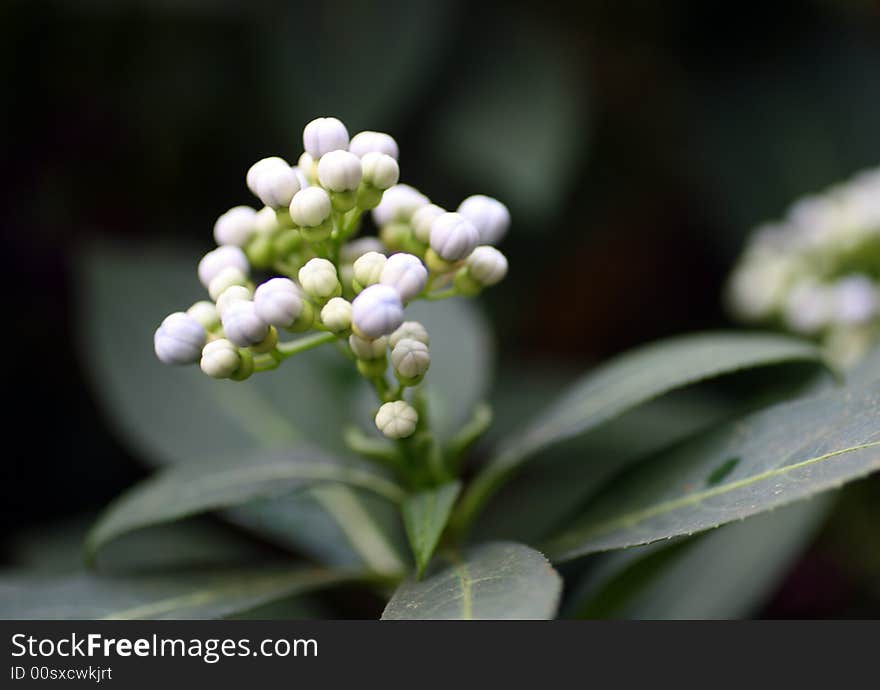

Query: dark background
left=3, top=0, right=880, bottom=617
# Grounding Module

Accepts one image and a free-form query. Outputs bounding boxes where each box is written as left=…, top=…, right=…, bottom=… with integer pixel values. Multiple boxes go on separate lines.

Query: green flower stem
left=422, top=286, right=458, bottom=301
left=343, top=426, right=404, bottom=473
left=445, top=403, right=493, bottom=474
left=339, top=208, right=364, bottom=242
left=276, top=331, right=337, bottom=357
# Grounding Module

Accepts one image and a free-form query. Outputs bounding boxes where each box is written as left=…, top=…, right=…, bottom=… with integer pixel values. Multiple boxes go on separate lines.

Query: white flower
left=375, top=400, right=418, bottom=439
left=213, top=206, right=257, bottom=247
left=200, top=339, right=241, bottom=379
left=380, top=252, right=428, bottom=301
left=349, top=333, right=388, bottom=360
left=208, top=265, right=248, bottom=301
left=833, top=275, right=878, bottom=325
left=246, top=157, right=288, bottom=197
left=360, top=153, right=399, bottom=190
left=466, top=246, right=508, bottom=286
left=430, top=212, right=479, bottom=261
left=784, top=281, right=834, bottom=334
left=303, top=117, right=349, bottom=158
left=216, top=285, right=252, bottom=316
left=349, top=131, right=399, bottom=159
left=371, top=184, right=429, bottom=227
left=389, top=321, right=429, bottom=348
left=391, top=338, right=430, bottom=379
left=317, top=150, right=363, bottom=192
left=253, top=277, right=303, bottom=328
left=321, top=297, right=352, bottom=333
left=411, top=203, right=445, bottom=243
left=254, top=206, right=280, bottom=236
left=340, top=237, right=385, bottom=263
left=255, top=164, right=302, bottom=208
left=352, top=251, right=387, bottom=288
left=221, top=300, right=269, bottom=347
left=351, top=284, right=404, bottom=338
left=154, top=312, right=206, bottom=365
left=457, top=195, right=510, bottom=244
left=289, top=187, right=332, bottom=227
left=186, top=300, right=220, bottom=330
left=198, top=245, right=249, bottom=289
left=298, top=258, right=340, bottom=300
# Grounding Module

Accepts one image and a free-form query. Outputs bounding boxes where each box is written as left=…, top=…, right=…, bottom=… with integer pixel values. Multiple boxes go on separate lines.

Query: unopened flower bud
left=198, top=245, right=249, bottom=289
left=200, top=338, right=241, bottom=379
left=186, top=300, right=220, bottom=330
left=349, top=131, right=399, bottom=159
left=349, top=333, right=388, bottom=360
left=411, top=203, right=445, bottom=243
left=391, top=338, right=430, bottom=381
left=372, top=184, right=429, bottom=227
left=360, top=153, right=399, bottom=191
left=317, top=150, right=363, bottom=192
left=375, top=400, right=418, bottom=439
left=221, top=300, right=269, bottom=347
left=430, top=212, right=479, bottom=261
left=298, top=152, right=317, bottom=184
left=352, top=251, right=387, bottom=289
left=289, top=187, right=332, bottom=240
left=457, top=195, right=510, bottom=245
left=389, top=321, right=429, bottom=348
left=321, top=297, right=352, bottom=333
left=833, top=275, right=878, bottom=325
left=256, top=164, right=302, bottom=209
left=154, top=312, right=206, bottom=365
left=246, top=157, right=288, bottom=197
left=303, top=116, right=349, bottom=158
left=351, top=284, right=404, bottom=338
left=208, top=265, right=248, bottom=301
left=214, top=206, right=257, bottom=247
left=216, top=285, right=252, bottom=316
left=254, top=206, right=281, bottom=236
left=380, top=252, right=427, bottom=302
left=340, top=237, right=385, bottom=263
left=253, top=277, right=303, bottom=328
left=466, top=246, right=508, bottom=286
left=298, top=258, right=341, bottom=301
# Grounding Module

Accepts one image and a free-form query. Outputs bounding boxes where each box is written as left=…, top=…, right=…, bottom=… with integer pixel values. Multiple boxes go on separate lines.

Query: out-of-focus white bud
left=380, top=252, right=428, bottom=302
left=389, top=321, right=429, bottom=348
left=321, top=297, right=352, bottom=333
left=221, top=300, right=269, bottom=347
left=186, top=301, right=220, bottom=330
left=784, top=281, right=834, bottom=335
left=457, top=195, right=510, bottom=245
left=375, top=400, right=418, bottom=439
left=298, top=258, right=341, bottom=300
left=317, top=150, right=363, bottom=192
left=391, top=338, right=430, bottom=380
left=349, top=131, right=399, bottom=159
left=429, top=212, right=479, bottom=261
left=253, top=277, right=303, bottom=328
left=256, top=164, right=302, bottom=209
left=154, top=312, right=206, bottom=365
left=198, top=245, right=249, bottom=288
left=353, top=251, right=387, bottom=289
left=351, top=284, right=405, bottom=339
left=349, top=333, right=388, bottom=360
left=289, top=187, right=332, bottom=228
left=208, top=265, right=248, bottom=301
left=411, top=203, right=445, bottom=244
left=216, top=285, right=252, bottom=316
left=247, top=157, right=288, bottom=197
left=466, top=246, right=508, bottom=286
left=360, top=153, right=399, bottom=190
left=303, top=117, right=349, bottom=158
left=213, top=206, right=257, bottom=247
left=200, top=338, right=241, bottom=379
left=340, top=237, right=385, bottom=263
left=372, top=184, right=429, bottom=227
left=833, top=275, right=878, bottom=325
left=254, top=206, right=281, bottom=236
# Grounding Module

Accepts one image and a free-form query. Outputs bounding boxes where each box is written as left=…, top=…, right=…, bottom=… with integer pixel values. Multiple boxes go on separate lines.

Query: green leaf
left=402, top=481, right=462, bottom=576
left=381, top=542, right=561, bottom=620
left=544, top=382, right=880, bottom=562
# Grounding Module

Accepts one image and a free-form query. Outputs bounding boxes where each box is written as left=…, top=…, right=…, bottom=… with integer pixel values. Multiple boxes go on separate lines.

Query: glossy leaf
left=402, top=481, right=461, bottom=576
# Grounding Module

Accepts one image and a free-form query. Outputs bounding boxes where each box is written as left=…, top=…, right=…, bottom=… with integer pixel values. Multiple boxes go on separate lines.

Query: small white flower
left=430, top=212, right=479, bottom=261
left=198, top=245, right=249, bottom=289
left=216, top=285, right=252, bottom=316
left=349, top=131, right=399, bottom=159
left=298, top=258, right=341, bottom=300
left=466, top=246, right=508, bottom=286
left=208, top=265, right=249, bottom=301
left=213, top=206, right=257, bottom=247
left=154, top=312, right=206, bottom=365
left=389, top=321, right=429, bottom=348
left=391, top=338, right=430, bottom=379
left=784, top=281, right=834, bottom=334
left=221, top=299, right=269, bottom=347
left=352, top=251, right=387, bottom=288
left=255, top=164, right=302, bottom=208
left=289, top=187, right=332, bottom=227
left=317, top=150, right=363, bottom=192
left=321, top=297, right=352, bottom=333
left=253, top=277, right=303, bottom=328
left=371, top=184, right=429, bottom=227
left=349, top=333, right=388, bottom=360
left=254, top=206, right=280, bottom=236
left=375, top=400, right=418, bottom=439
left=411, top=203, right=445, bottom=243
left=833, top=275, right=878, bottom=325
left=380, top=252, right=428, bottom=301
left=457, top=195, right=510, bottom=245
left=186, top=300, right=220, bottom=330
left=200, top=339, right=241, bottom=379
left=340, top=237, right=385, bottom=263
left=246, top=157, right=288, bottom=197
left=360, top=153, right=399, bottom=190
left=351, top=284, right=404, bottom=338
left=303, top=117, right=349, bottom=158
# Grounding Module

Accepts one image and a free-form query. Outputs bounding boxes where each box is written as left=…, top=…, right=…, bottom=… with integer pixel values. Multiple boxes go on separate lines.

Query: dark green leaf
left=402, top=481, right=461, bottom=576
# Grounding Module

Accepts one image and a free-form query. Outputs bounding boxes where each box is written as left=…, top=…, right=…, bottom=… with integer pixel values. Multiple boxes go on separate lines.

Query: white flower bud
left=429, top=212, right=479, bottom=261
left=457, top=195, right=510, bottom=245
left=375, top=400, right=418, bottom=439
left=360, top=152, right=399, bottom=190
left=349, top=333, right=388, bottom=360
left=411, top=203, right=445, bottom=243
left=317, top=150, right=362, bottom=192
left=340, top=237, right=385, bottom=263
left=391, top=338, right=430, bottom=379
left=298, top=258, right=341, bottom=300
left=303, top=116, right=349, bottom=158
left=389, top=321, right=429, bottom=348
left=833, top=275, right=878, bottom=325
left=254, top=206, right=280, bottom=235
left=289, top=187, right=332, bottom=227
left=186, top=300, right=220, bottom=330
left=371, top=184, right=429, bottom=227
left=216, top=285, right=252, bottom=316
left=198, top=245, right=249, bottom=288
left=246, top=157, right=288, bottom=197
left=256, top=164, right=302, bottom=208
left=351, top=284, right=404, bottom=339
left=352, top=251, right=387, bottom=288
left=466, top=246, right=508, bottom=286
left=154, top=312, right=206, bottom=365
left=208, top=265, right=248, bottom=301
left=321, top=297, right=352, bottom=333
left=213, top=206, right=257, bottom=247
left=221, top=299, right=269, bottom=347
left=349, top=131, right=399, bottom=159
left=253, top=277, right=303, bottom=328
left=292, top=166, right=309, bottom=190
left=200, top=338, right=241, bottom=379
left=380, top=252, right=428, bottom=302
left=784, top=281, right=834, bottom=335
